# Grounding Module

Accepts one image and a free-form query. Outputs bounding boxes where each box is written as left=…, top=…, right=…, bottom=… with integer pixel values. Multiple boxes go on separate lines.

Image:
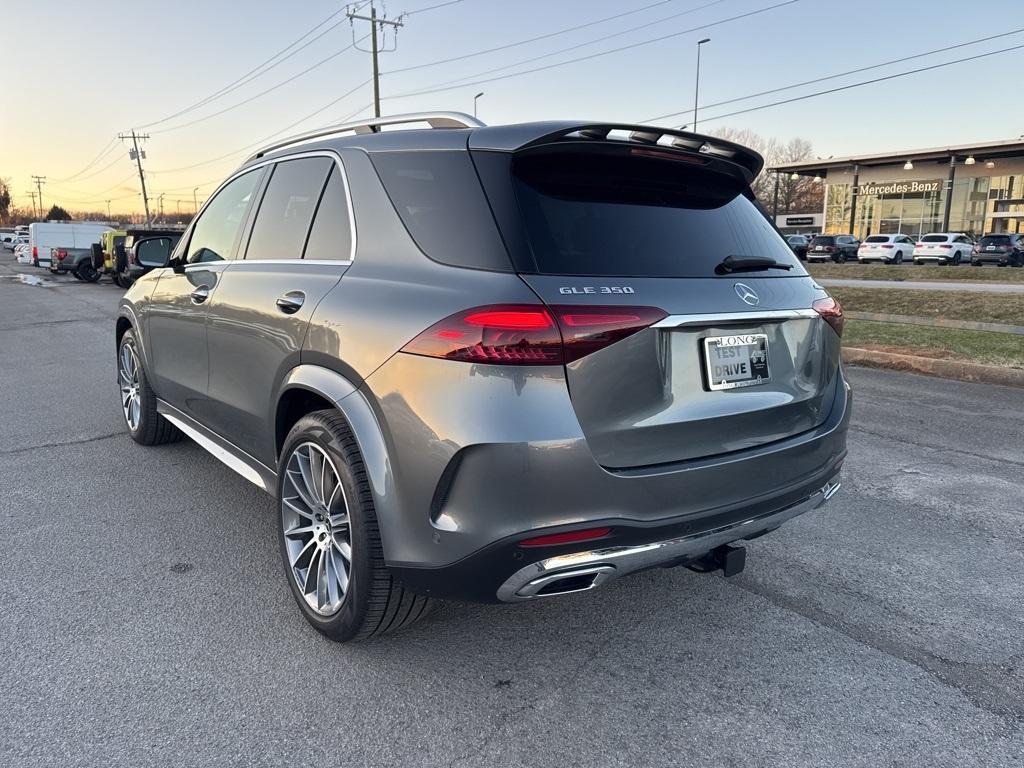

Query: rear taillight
left=32, top=246, right=38, bottom=258
left=881, top=244, right=894, bottom=249
left=56, top=249, right=67, bottom=261
left=825, top=246, right=836, bottom=252
left=519, top=527, right=613, bottom=547
left=813, top=296, right=844, bottom=337
left=939, top=244, right=953, bottom=249
left=401, top=304, right=667, bottom=365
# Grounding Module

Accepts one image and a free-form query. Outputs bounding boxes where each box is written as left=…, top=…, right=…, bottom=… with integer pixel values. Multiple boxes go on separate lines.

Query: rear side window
left=865, top=235, right=890, bottom=243
left=371, top=150, right=511, bottom=270
left=921, top=234, right=948, bottom=242
left=304, top=165, right=353, bottom=261
left=246, top=157, right=332, bottom=261
left=511, top=149, right=802, bottom=277
left=811, top=236, right=836, bottom=246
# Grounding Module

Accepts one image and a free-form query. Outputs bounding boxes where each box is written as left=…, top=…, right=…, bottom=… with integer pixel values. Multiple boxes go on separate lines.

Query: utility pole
left=692, top=38, right=710, bottom=133
left=346, top=3, right=403, bottom=118
left=158, top=193, right=165, bottom=222
left=106, top=200, right=112, bottom=219
left=193, top=186, right=200, bottom=213
left=119, top=131, right=152, bottom=227
left=31, top=176, right=46, bottom=218
left=27, top=190, right=38, bottom=219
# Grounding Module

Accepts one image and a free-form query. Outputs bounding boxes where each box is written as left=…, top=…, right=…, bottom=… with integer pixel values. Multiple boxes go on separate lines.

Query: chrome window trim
left=190, top=149, right=357, bottom=266
left=653, top=308, right=819, bottom=328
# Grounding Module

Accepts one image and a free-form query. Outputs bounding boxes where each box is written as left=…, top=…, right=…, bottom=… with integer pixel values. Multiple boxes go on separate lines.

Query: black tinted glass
left=979, top=235, right=1011, bottom=246
left=371, top=150, right=511, bottom=270
left=811, top=236, right=835, bottom=246
left=512, top=150, right=802, bottom=277
left=246, top=157, right=332, bottom=261
left=304, top=165, right=352, bottom=261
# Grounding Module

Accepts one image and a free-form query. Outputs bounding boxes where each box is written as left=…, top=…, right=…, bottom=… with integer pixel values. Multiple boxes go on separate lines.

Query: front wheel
left=117, top=329, right=181, bottom=445
left=278, top=411, right=432, bottom=643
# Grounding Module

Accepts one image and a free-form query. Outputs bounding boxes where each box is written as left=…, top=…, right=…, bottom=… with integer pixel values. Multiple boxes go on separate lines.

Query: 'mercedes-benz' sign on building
left=853, top=179, right=943, bottom=196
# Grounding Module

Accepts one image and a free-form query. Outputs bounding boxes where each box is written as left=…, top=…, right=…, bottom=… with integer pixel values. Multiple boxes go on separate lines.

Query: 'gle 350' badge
left=559, top=286, right=635, bottom=295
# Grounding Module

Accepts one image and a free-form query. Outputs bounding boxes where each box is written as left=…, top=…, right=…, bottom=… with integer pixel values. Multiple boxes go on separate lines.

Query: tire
left=117, top=329, right=182, bottom=446
left=953, top=252, right=962, bottom=265
left=70, top=269, right=83, bottom=280
left=76, top=259, right=100, bottom=283
left=971, top=260, right=981, bottom=266
left=278, top=410, right=432, bottom=643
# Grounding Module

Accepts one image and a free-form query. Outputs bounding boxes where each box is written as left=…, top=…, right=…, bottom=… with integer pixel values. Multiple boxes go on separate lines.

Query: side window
left=187, top=169, right=262, bottom=264
left=304, top=164, right=353, bottom=261
left=245, top=157, right=332, bottom=261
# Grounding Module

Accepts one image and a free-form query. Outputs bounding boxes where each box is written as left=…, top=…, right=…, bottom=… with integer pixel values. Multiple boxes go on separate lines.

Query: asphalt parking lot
left=1, top=260, right=1021, bottom=768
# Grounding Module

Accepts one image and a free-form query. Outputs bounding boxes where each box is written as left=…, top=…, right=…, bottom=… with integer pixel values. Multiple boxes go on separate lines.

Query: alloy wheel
left=281, top=442, right=352, bottom=616
left=118, top=343, right=141, bottom=431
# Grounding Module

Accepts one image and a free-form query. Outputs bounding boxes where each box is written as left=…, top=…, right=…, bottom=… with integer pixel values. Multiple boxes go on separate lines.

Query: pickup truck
left=49, top=247, right=101, bottom=281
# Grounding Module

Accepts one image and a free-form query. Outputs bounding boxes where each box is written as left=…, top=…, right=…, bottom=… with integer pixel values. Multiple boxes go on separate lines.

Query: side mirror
left=134, top=236, right=173, bottom=269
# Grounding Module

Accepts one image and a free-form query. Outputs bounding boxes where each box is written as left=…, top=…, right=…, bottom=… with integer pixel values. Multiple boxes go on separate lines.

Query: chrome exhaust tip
left=514, top=565, right=616, bottom=599
left=821, top=481, right=842, bottom=501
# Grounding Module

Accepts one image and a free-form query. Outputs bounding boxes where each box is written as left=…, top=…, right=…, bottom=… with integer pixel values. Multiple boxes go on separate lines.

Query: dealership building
left=770, top=137, right=1024, bottom=240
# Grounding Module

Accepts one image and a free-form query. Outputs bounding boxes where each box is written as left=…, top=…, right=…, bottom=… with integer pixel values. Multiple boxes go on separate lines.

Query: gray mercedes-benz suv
left=116, top=113, right=850, bottom=642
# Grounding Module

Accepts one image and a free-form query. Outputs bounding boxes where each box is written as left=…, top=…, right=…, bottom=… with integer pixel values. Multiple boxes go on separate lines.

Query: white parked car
left=913, top=233, right=974, bottom=265
left=858, top=234, right=916, bottom=264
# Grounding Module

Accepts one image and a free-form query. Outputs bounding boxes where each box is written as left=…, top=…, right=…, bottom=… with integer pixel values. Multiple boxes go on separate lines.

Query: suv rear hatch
left=473, top=139, right=841, bottom=469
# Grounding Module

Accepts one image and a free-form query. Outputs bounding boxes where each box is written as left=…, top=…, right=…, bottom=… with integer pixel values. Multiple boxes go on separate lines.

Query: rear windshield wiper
left=716, top=255, right=793, bottom=275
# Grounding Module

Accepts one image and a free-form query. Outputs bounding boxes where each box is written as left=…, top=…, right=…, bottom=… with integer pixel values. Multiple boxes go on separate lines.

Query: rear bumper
left=387, top=372, right=852, bottom=602
left=972, top=253, right=1017, bottom=264
left=496, top=479, right=841, bottom=601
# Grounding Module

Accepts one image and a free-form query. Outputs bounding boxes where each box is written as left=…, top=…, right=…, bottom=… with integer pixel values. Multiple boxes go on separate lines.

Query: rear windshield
left=865, top=235, right=890, bottom=243
left=921, top=234, right=948, bottom=242
left=811, top=236, right=835, bottom=246
left=979, top=235, right=1011, bottom=246
left=509, top=150, right=802, bottom=277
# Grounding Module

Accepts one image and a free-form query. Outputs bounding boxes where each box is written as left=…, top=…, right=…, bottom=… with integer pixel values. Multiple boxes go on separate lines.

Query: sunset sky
left=3, top=0, right=1022, bottom=215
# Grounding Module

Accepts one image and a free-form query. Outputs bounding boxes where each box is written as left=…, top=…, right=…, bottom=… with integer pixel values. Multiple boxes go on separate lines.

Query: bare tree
left=709, top=128, right=824, bottom=215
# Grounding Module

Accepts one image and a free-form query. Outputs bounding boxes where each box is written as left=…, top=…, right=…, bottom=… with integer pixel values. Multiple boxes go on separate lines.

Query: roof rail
left=245, top=111, right=484, bottom=163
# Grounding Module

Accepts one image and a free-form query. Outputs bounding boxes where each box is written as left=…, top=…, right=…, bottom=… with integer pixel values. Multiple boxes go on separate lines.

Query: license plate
left=986, top=245, right=996, bottom=251
left=814, top=245, right=823, bottom=251
left=703, top=334, right=770, bottom=391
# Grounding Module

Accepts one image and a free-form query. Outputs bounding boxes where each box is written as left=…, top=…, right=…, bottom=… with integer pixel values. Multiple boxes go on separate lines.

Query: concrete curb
left=842, top=347, right=1024, bottom=388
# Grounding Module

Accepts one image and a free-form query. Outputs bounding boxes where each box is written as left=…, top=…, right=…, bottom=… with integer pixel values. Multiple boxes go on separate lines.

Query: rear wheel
left=278, top=410, right=432, bottom=643
left=953, top=251, right=962, bottom=265
left=117, top=329, right=181, bottom=445
left=76, top=259, right=100, bottom=283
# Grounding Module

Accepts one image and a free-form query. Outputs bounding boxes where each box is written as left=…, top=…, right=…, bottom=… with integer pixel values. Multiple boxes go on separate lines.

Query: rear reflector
left=519, top=527, right=612, bottom=548
left=813, top=296, right=844, bottom=337
left=402, top=304, right=667, bottom=365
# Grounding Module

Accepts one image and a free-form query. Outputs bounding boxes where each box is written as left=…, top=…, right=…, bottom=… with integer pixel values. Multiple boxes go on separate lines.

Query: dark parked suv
left=116, top=113, right=850, bottom=641
left=807, top=234, right=859, bottom=263
left=971, top=233, right=1024, bottom=266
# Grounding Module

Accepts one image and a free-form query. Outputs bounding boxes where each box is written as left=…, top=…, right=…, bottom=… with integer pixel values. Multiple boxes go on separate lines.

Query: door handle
left=276, top=291, right=305, bottom=314
left=190, top=286, right=210, bottom=304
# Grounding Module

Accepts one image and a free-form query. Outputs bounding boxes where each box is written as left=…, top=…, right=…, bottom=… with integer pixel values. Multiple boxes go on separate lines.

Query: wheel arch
left=274, top=366, right=393, bottom=536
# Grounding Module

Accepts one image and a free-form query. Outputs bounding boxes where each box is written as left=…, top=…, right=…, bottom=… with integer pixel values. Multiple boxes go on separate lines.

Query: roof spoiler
left=472, top=122, right=764, bottom=182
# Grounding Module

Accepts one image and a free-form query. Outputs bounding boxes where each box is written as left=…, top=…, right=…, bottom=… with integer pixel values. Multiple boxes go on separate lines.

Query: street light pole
left=692, top=38, right=710, bottom=133
left=474, top=91, right=484, bottom=118
left=193, top=187, right=199, bottom=213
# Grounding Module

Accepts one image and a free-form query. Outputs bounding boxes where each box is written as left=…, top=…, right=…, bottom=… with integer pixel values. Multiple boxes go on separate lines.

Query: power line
left=644, top=26, right=1024, bottom=123
left=385, top=0, right=798, bottom=101
left=49, top=137, right=119, bottom=182
left=137, top=7, right=351, bottom=130
left=401, top=0, right=466, bottom=15
left=150, top=78, right=372, bottom=175
left=688, top=42, right=1024, bottom=127
left=384, top=0, right=698, bottom=75
left=150, top=36, right=367, bottom=135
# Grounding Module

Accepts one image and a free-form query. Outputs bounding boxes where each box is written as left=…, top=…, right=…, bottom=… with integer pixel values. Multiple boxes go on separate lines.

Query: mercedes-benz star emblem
left=734, top=283, right=760, bottom=306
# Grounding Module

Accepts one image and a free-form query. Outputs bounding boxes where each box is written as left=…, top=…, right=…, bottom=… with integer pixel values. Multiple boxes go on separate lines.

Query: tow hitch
left=685, top=543, right=747, bottom=577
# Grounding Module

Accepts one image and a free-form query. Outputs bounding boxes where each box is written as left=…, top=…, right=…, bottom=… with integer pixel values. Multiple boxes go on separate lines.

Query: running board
left=157, top=400, right=276, bottom=492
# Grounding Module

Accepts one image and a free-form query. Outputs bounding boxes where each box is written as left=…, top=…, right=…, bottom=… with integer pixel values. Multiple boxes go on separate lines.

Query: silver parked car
left=116, top=113, right=850, bottom=642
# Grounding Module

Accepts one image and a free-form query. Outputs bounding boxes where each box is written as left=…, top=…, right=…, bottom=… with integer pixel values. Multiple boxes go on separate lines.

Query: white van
left=28, top=222, right=113, bottom=267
